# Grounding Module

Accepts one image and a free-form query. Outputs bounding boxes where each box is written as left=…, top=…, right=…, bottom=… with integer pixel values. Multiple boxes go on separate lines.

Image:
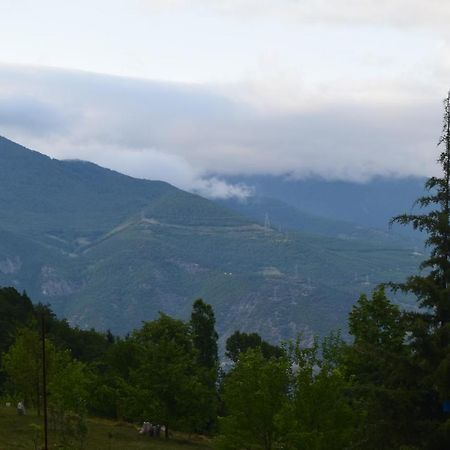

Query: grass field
left=0, top=406, right=212, bottom=450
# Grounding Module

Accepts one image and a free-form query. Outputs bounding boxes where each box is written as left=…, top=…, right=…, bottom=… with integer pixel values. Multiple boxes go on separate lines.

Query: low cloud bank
left=0, top=64, right=444, bottom=198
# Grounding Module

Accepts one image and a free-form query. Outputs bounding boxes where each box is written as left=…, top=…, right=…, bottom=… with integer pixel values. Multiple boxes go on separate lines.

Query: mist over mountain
left=0, top=136, right=422, bottom=345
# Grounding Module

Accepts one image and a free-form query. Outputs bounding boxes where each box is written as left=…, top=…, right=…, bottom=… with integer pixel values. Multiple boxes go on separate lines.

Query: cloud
left=63, top=143, right=253, bottom=199
left=146, top=0, right=450, bottom=31
left=0, top=94, right=69, bottom=135
left=0, top=64, right=445, bottom=196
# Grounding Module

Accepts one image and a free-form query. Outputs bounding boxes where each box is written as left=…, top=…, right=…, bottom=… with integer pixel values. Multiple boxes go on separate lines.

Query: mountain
left=223, top=174, right=426, bottom=233
left=216, top=195, right=418, bottom=247
left=0, top=136, right=422, bottom=345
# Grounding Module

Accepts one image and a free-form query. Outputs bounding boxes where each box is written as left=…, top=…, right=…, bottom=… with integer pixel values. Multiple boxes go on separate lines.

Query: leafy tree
left=225, top=331, right=283, bottom=363
left=132, top=313, right=213, bottom=438
left=48, top=350, right=91, bottom=449
left=216, top=349, right=290, bottom=450
left=345, top=289, right=420, bottom=449
left=270, top=336, right=356, bottom=450
left=0, top=288, right=34, bottom=388
left=1, top=327, right=45, bottom=414
left=89, top=338, right=142, bottom=420
left=2, top=324, right=91, bottom=433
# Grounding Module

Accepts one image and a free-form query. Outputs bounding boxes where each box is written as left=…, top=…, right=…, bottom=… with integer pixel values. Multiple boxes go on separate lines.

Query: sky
left=0, top=0, right=450, bottom=197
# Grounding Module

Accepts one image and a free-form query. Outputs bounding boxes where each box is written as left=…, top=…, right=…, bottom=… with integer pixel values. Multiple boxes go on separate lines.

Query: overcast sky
left=1, top=0, right=449, bottom=197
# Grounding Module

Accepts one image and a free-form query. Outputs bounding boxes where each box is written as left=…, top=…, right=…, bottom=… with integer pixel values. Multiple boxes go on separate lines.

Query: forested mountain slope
left=0, top=136, right=421, bottom=343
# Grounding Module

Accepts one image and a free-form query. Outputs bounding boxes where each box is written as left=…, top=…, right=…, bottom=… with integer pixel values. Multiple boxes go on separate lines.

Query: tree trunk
left=165, top=424, right=169, bottom=440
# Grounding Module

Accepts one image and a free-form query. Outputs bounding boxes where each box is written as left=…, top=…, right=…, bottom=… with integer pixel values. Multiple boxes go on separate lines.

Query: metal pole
left=41, top=315, right=48, bottom=450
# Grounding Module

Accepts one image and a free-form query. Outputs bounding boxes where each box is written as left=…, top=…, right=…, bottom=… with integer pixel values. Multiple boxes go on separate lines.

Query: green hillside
left=0, top=406, right=211, bottom=450
left=0, top=136, right=422, bottom=343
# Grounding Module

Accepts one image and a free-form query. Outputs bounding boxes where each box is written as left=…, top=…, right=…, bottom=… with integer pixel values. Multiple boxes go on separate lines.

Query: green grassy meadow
left=0, top=407, right=212, bottom=450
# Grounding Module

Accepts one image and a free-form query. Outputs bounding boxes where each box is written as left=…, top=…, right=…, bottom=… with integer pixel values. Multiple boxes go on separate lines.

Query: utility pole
left=41, top=314, right=48, bottom=450
left=264, top=212, right=270, bottom=233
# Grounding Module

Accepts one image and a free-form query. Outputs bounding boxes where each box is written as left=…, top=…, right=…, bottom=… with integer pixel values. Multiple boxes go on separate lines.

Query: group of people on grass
left=139, top=421, right=165, bottom=437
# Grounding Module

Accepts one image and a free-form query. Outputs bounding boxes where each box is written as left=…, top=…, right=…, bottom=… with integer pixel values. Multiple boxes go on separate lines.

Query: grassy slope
left=0, top=407, right=211, bottom=450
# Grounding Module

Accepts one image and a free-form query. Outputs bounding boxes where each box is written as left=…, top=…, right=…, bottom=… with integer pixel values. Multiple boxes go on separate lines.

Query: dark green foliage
left=0, top=293, right=221, bottom=437
left=225, top=331, right=283, bottom=363
left=339, top=94, right=450, bottom=450
left=217, top=338, right=357, bottom=450
left=0, top=287, right=33, bottom=355
left=27, top=302, right=113, bottom=365
left=345, top=289, right=422, bottom=449
left=390, top=93, right=450, bottom=324
left=388, top=93, right=450, bottom=448
left=190, top=299, right=220, bottom=431
left=390, top=106, right=450, bottom=323
left=349, top=288, right=405, bottom=351
left=279, top=338, right=357, bottom=450
left=131, top=313, right=217, bottom=436
left=88, top=337, right=142, bottom=419
left=216, top=349, right=290, bottom=450
left=0, top=286, right=114, bottom=404
left=190, top=299, right=219, bottom=370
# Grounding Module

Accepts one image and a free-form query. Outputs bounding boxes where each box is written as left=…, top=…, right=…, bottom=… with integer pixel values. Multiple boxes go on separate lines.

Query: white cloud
left=0, top=64, right=445, bottom=196
left=146, top=0, right=450, bottom=30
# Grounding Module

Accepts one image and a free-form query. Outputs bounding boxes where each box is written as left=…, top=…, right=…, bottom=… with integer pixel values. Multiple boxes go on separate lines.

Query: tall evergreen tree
left=391, top=92, right=450, bottom=325
left=390, top=92, right=450, bottom=448
left=190, top=299, right=220, bottom=432
left=190, top=299, right=218, bottom=369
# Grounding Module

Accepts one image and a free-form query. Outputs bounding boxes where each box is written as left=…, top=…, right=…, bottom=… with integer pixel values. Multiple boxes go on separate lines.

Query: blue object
left=443, top=400, right=450, bottom=413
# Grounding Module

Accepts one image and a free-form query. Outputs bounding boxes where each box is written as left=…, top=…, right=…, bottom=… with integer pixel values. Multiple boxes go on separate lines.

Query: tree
left=89, top=337, right=141, bottom=420
left=47, top=350, right=91, bottom=449
left=279, top=337, right=357, bottom=450
left=34, top=303, right=112, bottom=364
left=218, top=337, right=355, bottom=450
left=389, top=92, right=450, bottom=448
left=190, top=299, right=220, bottom=431
left=132, top=313, right=213, bottom=438
left=216, top=349, right=290, bottom=450
left=0, top=288, right=34, bottom=388
left=345, top=289, right=419, bottom=449
left=2, top=326, right=91, bottom=448
left=390, top=93, right=450, bottom=325
left=190, top=299, right=218, bottom=370
left=225, top=331, right=283, bottom=363
left=2, top=327, right=45, bottom=414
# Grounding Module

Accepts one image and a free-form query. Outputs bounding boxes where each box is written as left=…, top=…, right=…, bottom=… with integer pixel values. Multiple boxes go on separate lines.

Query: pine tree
left=391, top=92, right=450, bottom=325
left=390, top=92, right=450, bottom=448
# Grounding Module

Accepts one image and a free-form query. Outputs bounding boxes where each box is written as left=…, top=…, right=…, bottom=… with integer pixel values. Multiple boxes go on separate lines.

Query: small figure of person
left=139, top=421, right=151, bottom=435
left=17, top=401, right=26, bottom=415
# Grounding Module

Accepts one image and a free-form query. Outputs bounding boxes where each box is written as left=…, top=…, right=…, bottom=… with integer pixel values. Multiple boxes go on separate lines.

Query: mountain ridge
left=0, top=136, right=421, bottom=344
